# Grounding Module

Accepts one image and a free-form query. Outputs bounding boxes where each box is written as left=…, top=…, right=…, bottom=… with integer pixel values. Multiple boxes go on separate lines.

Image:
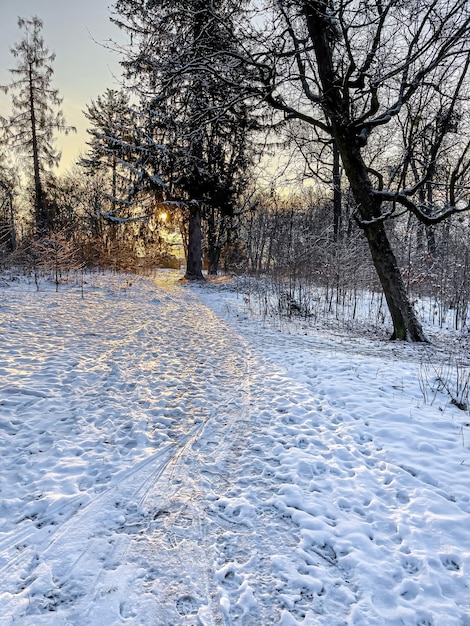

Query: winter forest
left=0, top=0, right=469, bottom=342
left=1, top=1, right=470, bottom=624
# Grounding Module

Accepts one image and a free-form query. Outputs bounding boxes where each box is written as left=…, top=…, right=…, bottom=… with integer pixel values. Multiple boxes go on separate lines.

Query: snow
left=0, top=270, right=469, bottom=625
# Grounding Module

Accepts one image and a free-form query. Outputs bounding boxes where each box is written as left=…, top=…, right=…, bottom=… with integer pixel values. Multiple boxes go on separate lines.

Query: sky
left=0, top=0, right=126, bottom=172
left=0, top=2, right=304, bottom=191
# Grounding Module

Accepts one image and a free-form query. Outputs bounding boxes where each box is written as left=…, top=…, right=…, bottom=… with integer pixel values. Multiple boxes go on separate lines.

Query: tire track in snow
left=1, top=274, right=254, bottom=624
left=0, top=287, right=174, bottom=577
left=67, top=280, right=255, bottom=625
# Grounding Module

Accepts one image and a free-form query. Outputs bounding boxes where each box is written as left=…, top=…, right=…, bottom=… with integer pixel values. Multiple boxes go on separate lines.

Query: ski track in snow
left=0, top=271, right=469, bottom=625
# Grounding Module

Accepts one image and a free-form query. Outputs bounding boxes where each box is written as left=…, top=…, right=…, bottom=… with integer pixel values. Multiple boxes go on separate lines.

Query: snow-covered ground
left=0, top=270, right=469, bottom=625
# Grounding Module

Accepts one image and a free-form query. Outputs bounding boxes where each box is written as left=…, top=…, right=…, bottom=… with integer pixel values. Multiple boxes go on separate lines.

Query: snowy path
left=0, top=272, right=469, bottom=625
left=1, top=274, right=253, bottom=624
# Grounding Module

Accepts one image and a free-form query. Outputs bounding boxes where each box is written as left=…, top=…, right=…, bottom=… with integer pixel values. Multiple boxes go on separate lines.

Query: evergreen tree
left=0, top=146, right=17, bottom=252
left=1, top=17, right=75, bottom=234
left=80, top=89, right=137, bottom=218
left=112, top=0, right=256, bottom=279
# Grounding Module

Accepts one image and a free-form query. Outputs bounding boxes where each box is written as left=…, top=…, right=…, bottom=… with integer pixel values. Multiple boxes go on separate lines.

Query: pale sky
left=0, top=0, right=126, bottom=172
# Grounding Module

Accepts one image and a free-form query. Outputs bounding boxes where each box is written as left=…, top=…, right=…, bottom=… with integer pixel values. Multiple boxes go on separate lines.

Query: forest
left=1, top=1, right=470, bottom=343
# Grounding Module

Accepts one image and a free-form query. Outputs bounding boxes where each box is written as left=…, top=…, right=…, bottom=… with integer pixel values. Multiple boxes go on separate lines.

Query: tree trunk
left=332, top=141, right=342, bottom=242
left=9, top=191, right=16, bottom=251
left=185, top=203, right=205, bottom=280
left=206, top=206, right=220, bottom=276
left=29, top=62, right=46, bottom=234
left=303, top=2, right=427, bottom=342
left=207, top=243, right=221, bottom=276
left=425, top=181, right=437, bottom=257
left=338, top=138, right=428, bottom=341
left=183, top=1, right=206, bottom=283
left=362, top=220, right=427, bottom=341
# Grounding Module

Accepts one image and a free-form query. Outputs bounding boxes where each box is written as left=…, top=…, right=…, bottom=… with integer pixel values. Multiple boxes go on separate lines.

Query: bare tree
left=240, top=0, right=470, bottom=341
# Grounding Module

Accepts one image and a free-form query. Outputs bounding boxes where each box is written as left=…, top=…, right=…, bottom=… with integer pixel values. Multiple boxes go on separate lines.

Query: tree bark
left=206, top=206, right=224, bottom=276
left=362, top=220, right=427, bottom=341
left=184, top=203, right=205, bottom=280
left=336, top=133, right=428, bottom=341
left=332, top=141, right=342, bottom=242
left=207, top=242, right=221, bottom=276
left=29, top=62, right=46, bottom=234
left=8, top=190, right=16, bottom=251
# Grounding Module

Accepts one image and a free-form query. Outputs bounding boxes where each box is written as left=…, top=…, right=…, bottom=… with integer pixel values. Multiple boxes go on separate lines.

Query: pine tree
left=112, top=0, right=256, bottom=279
left=1, top=17, right=75, bottom=234
left=80, top=89, right=137, bottom=218
left=0, top=145, right=17, bottom=252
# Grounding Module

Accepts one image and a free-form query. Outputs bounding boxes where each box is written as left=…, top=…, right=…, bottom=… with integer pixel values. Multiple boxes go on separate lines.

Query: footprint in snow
left=439, top=554, right=461, bottom=571
left=401, top=557, right=420, bottom=575
left=176, top=594, right=199, bottom=615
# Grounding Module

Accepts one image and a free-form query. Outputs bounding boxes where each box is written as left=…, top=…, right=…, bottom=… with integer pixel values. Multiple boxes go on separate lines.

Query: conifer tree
left=80, top=89, right=136, bottom=217
left=0, top=146, right=17, bottom=252
left=1, top=17, right=75, bottom=234
left=112, top=0, right=255, bottom=279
